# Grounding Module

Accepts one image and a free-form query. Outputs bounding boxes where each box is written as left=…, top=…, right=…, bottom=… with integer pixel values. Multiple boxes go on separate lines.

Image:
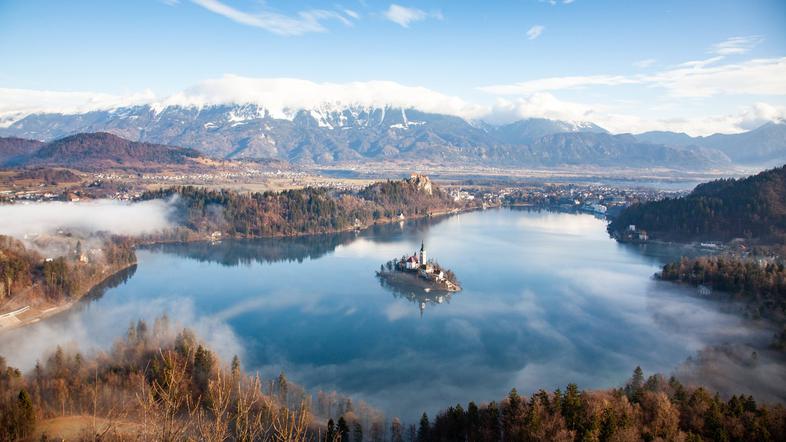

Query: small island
left=377, top=241, right=461, bottom=292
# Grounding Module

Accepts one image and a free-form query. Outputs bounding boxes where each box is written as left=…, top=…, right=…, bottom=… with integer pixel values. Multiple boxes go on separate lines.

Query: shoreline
left=138, top=203, right=488, bottom=247
left=0, top=262, right=137, bottom=333
left=377, top=269, right=461, bottom=293
left=0, top=205, right=481, bottom=332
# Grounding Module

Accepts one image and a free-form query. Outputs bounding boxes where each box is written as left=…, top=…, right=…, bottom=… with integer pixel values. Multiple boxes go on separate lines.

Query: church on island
left=384, top=241, right=459, bottom=291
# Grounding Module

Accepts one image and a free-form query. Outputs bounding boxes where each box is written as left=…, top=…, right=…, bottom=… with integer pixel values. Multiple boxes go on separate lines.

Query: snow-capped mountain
left=0, top=104, right=731, bottom=168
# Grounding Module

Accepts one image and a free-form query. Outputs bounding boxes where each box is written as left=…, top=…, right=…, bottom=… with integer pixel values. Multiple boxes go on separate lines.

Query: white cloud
left=647, top=57, right=786, bottom=98
left=159, top=75, right=488, bottom=120
left=526, top=25, right=545, bottom=40
left=485, top=93, right=602, bottom=125
left=0, top=87, right=157, bottom=127
left=711, top=35, right=764, bottom=56
left=633, top=58, right=656, bottom=69
left=629, top=102, right=786, bottom=135
left=485, top=92, right=786, bottom=136
left=479, top=57, right=786, bottom=98
left=383, top=4, right=440, bottom=28
left=0, top=76, right=489, bottom=124
left=1, top=59, right=784, bottom=137
left=480, top=74, right=635, bottom=95
left=190, top=0, right=355, bottom=36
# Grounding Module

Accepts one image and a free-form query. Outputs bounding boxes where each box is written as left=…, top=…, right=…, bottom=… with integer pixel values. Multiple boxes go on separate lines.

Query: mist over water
left=0, top=208, right=783, bottom=420
left=0, top=198, right=175, bottom=239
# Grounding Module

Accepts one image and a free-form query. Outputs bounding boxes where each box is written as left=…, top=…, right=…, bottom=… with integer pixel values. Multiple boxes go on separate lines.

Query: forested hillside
left=1, top=132, right=203, bottom=170
left=0, top=137, right=44, bottom=164
left=0, top=235, right=136, bottom=306
left=416, top=368, right=785, bottom=441
left=609, top=165, right=786, bottom=243
left=3, top=333, right=784, bottom=441
left=141, top=174, right=461, bottom=239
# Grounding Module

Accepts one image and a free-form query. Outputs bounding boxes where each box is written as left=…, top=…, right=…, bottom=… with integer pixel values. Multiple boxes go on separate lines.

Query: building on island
left=391, top=241, right=455, bottom=289
left=402, top=241, right=430, bottom=272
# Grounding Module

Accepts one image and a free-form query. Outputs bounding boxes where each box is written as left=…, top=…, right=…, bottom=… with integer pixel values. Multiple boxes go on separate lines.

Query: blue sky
left=1, top=0, right=785, bottom=134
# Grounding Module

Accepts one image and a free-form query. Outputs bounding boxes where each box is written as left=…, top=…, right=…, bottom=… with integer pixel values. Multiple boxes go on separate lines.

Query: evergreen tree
left=467, top=401, right=480, bottom=441
left=562, top=383, right=582, bottom=431
left=481, top=401, right=502, bottom=441
left=338, top=416, right=350, bottom=441
left=16, top=389, right=35, bottom=439
left=503, top=388, right=524, bottom=441
left=326, top=418, right=336, bottom=441
left=627, top=366, right=645, bottom=402
left=417, top=412, right=430, bottom=442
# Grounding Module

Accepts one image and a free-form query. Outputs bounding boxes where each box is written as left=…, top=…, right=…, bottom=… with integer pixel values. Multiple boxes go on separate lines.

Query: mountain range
left=1, top=104, right=784, bottom=169
left=636, top=122, right=786, bottom=166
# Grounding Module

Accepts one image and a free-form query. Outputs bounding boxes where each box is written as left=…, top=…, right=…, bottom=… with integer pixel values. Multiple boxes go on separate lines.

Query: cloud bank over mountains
left=1, top=59, right=784, bottom=137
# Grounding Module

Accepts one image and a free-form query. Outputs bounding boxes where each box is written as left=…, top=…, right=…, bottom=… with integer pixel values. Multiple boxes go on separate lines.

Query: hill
left=0, top=105, right=733, bottom=169
left=526, top=132, right=727, bottom=168
left=636, top=122, right=786, bottom=166
left=1, top=132, right=202, bottom=170
left=609, top=165, right=786, bottom=243
left=0, top=137, right=44, bottom=164
left=140, top=174, right=463, bottom=240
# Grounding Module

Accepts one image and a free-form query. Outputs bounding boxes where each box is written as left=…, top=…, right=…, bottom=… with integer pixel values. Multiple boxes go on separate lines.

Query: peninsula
left=377, top=241, right=461, bottom=292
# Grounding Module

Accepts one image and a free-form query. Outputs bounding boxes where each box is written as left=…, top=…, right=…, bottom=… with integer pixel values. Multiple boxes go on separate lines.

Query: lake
left=0, top=208, right=781, bottom=421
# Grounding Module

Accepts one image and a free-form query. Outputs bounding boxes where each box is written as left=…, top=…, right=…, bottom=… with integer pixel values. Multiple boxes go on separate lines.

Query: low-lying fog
left=0, top=198, right=175, bottom=239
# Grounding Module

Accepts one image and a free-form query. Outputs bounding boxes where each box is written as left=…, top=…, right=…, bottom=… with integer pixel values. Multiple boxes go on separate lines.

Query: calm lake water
left=0, top=208, right=779, bottom=420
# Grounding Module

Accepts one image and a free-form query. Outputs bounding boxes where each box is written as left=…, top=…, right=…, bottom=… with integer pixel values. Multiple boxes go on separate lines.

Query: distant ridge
left=1, top=132, right=202, bottom=170
left=0, top=136, right=44, bottom=164
left=635, top=122, right=786, bottom=166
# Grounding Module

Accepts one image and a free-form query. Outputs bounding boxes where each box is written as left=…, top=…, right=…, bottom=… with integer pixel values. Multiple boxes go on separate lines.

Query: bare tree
left=196, top=368, right=233, bottom=442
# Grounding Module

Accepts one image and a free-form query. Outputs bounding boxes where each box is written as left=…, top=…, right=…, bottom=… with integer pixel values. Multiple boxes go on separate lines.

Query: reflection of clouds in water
left=445, top=318, right=482, bottom=347
left=385, top=302, right=411, bottom=321
left=0, top=296, right=245, bottom=372
left=333, top=238, right=416, bottom=259
left=3, top=208, right=783, bottom=421
left=516, top=212, right=606, bottom=236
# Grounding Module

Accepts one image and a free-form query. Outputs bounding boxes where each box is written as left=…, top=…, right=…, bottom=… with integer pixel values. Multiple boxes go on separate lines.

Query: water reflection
left=143, top=215, right=445, bottom=267
left=377, top=275, right=457, bottom=318
left=0, top=208, right=782, bottom=421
